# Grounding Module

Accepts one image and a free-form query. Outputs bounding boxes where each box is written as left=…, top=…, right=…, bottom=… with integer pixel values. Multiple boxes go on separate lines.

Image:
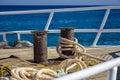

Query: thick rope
left=11, top=67, right=37, bottom=80
left=0, top=67, right=59, bottom=80
left=57, top=37, right=86, bottom=59
left=57, top=37, right=112, bottom=73
left=34, top=68, right=58, bottom=80
left=59, top=59, right=87, bottom=73
left=10, top=67, right=59, bottom=80
left=57, top=37, right=106, bottom=61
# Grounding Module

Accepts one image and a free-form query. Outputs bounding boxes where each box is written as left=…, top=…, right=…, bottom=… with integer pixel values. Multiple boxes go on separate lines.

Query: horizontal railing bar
left=54, top=57, right=120, bottom=80
left=48, top=30, right=60, bottom=33
left=48, top=29, right=99, bottom=33
left=102, top=29, right=120, bottom=32
left=0, top=6, right=120, bottom=15
left=0, top=30, right=34, bottom=35
left=54, top=6, right=120, bottom=12
left=75, top=29, right=120, bottom=33
left=0, top=29, right=120, bottom=35
left=0, top=10, right=51, bottom=15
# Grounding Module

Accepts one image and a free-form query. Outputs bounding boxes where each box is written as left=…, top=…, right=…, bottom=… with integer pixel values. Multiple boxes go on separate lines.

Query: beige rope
left=34, top=68, right=59, bottom=80
left=11, top=67, right=37, bottom=80
left=56, top=37, right=86, bottom=59
left=57, top=37, right=105, bottom=61
left=10, top=67, right=59, bottom=80
left=59, top=59, right=87, bottom=73
left=57, top=37, right=111, bottom=73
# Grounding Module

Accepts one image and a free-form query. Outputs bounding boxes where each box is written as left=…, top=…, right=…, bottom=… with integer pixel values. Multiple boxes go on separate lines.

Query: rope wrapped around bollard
left=57, top=37, right=106, bottom=61
left=57, top=37, right=112, bottom=73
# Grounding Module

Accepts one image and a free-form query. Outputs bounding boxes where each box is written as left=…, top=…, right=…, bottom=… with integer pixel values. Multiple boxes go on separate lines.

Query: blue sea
left=0, top=6, right=120, bottom=46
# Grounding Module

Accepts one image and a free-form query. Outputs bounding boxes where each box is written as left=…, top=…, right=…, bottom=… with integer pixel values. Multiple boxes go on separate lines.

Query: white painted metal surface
left=17, top=33, right=21, bottom=41
left=92, top=9, right=110, bottom=46
left=54, top=57, right=120, bottom=80
left=107, top=67, right=118, bottom=80
left=0, top=6, right=120, bottom=15
left=0, top=29, right=119, bottom=35
left=3, top=34, right=7, bottom=42
left=44, top=11, right=54, bottom=30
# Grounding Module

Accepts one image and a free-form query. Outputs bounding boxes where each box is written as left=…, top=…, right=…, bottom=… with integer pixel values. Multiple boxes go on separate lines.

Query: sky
left=0, top=0, right=120, bottom=5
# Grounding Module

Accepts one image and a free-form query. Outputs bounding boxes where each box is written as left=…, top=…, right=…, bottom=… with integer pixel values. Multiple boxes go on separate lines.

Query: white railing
left=54, top=57, right=120, bottom=80
left=0, top=6, right=120, bottom=46
left=0, top=6, right=120, bottom=80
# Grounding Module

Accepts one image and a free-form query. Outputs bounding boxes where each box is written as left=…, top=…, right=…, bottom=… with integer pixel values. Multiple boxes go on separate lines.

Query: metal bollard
left=32, top=31, right=48, bottom=63
left=60, top=27, right=74, bottom=56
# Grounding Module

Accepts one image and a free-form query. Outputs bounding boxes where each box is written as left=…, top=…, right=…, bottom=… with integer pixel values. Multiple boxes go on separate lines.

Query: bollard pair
left=33, top=28, right=74, bottom=63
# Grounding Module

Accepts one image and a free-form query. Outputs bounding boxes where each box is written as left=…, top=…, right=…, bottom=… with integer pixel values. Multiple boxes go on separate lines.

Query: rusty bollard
left=60, top=27, right=74, bottom=56
left=32, top=31, right=48, bottom=63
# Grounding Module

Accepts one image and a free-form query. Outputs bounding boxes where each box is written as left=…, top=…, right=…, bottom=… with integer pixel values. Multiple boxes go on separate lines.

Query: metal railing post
left=107, top=66, right=118, bottom=80
left=17, top=33, right=21, bottom=41
left=92, top=9, right=111, bottom=46
left=3, top=33, right=7, bottom=42
left=44, top=10, right=54, bottom=30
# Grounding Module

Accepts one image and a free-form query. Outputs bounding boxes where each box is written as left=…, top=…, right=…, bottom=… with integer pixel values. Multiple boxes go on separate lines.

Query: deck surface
left=0, top=46, right=120, bottom=80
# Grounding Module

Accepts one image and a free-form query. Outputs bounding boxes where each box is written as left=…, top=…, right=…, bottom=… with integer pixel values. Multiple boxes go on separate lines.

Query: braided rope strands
left=59, top=59, right=87, bottom=73
left=34, top=68, right=59, bottom=80
left=57, top=37, right=106, bottom=61
left=11, top=67, right=37, bottom=80
left=57, top=37, right=86, bottom=59
left=10, top=67, right=59, bottom=80
left=57, top=37, right=113, bottom=73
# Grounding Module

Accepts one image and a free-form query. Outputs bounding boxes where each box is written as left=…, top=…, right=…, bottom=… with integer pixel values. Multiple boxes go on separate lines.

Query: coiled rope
left=11, top=67, right=59, bottom=80
left=57, top=37, right=106, bottom=61
left=0, top=66, right=59, bottom=80
left=59, top=59, right=87, bottom=73
left=34, top=68, right=58, bottom=80
left=57, top=37, right=111, bottom=73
